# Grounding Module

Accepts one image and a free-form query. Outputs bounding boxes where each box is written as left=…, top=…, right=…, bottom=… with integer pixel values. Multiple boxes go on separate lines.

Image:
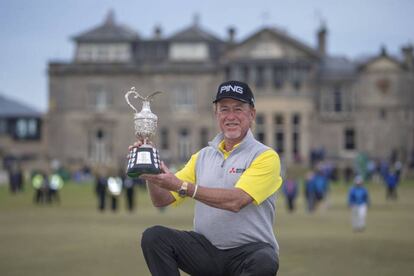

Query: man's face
left=215, top=98, right=256, bottom=142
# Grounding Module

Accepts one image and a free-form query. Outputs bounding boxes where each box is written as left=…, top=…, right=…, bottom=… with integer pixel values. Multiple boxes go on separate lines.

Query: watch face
left=178, top=189, right=186, bottom=197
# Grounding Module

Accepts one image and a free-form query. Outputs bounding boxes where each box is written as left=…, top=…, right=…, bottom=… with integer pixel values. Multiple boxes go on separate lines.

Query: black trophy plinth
left=127, top=145, right=161, bottom=178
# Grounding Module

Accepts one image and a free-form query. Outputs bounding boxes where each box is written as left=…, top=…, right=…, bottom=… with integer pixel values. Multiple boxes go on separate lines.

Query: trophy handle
left=125, top=87, right=145, bottom=113
left=146, top=91, right=162, bottom=102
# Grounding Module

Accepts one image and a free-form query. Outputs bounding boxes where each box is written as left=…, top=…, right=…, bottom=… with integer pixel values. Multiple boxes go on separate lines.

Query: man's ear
left=250, top=107, right=256, bottom=120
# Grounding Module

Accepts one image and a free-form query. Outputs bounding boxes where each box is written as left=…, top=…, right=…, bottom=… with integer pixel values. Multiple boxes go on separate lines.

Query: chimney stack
left=402, top=44, right=413, bottom=71
left=153, top=25, right=162, bottom=40
left=380, top=45, right=388, bottom=57
left=317, top=24, right=327, bottom=56
left=228, top=26, right=236, bottom=43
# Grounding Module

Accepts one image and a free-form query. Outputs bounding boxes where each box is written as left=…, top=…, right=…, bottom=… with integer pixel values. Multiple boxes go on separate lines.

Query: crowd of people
left=31, top=170, right=64, bottom=204
left=4, top=162, right=143, bottom=212
left=4, top=154, right=404, bottom=219
left=280, top=163, right=333, bottom=214
left=280, top=157, right=403, bottom=233
left=95, top=171, right=144, bottom=212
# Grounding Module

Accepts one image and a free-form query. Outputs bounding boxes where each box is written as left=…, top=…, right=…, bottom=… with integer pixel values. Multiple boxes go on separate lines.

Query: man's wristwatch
left=178, top=182, right=188, bottom=198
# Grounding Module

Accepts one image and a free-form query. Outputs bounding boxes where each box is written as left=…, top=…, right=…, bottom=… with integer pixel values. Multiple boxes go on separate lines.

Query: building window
left=344, top=128, right=356, bottom=150
left=89, top=87, right=111, bottom=112
left=292, top=80, right=302, bottom=91
left=14, top=118, right=40, bottom=140
left=242, top=66, right=250, bottom=83
left=292, top=113, right=301, bottom=126
left=16, top=119, right=28, bottom=138
left=169, top=42, right=208, bottom=61
left=292, top=132, right=300, bottom=154
left=96, top=90, right=108, bottom=111
left=379, top=109, right=387, bottom=120
left=274, top=114, right=284, bottom=154
left=275, top=133, right=284, bottom=154
left=89, top=128, right=110, bottom=163
left=321, top=84, right=354, bottom=115
left=160, top=128, right=169, bottom=150
left=77, top=43, right=131, bottom=62
left=334, top=85, right=342, bottom=112
left=272, top=64, right=286, bottom=89
left=173, top=84, right=194, bottom=111
left=255, top=113, right=266, bottom=144
left=225, top=67, right=231, bottom=80
left=256, top=114, right=265, bottom=125
left=0, top=119, right=7, bottom=134
left=275, top=114, right=284, bottom=125
left=290, top=64, right=301, bottom=91
left=232, top=66, right=242, bottom=80
left=292, top=113, right=301, bottom=160
left=289, top=62, right=308, bottom=91
left=255, top=65, right=265, bottom=88
left=404, top=109, right=410, bottom=121
left=200, top=128, right=209, bottom=148
left=178, top=128, right=191, bottom=162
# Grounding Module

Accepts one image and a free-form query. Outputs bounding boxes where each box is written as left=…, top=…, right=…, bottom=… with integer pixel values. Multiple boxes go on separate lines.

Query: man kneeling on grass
left=134, top=81, right=282, bottom=276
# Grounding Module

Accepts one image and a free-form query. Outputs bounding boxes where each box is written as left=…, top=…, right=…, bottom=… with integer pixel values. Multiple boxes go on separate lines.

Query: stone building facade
left=47, top=12, right=414, bottom=171
left=0, top=94, right=46, bottom=173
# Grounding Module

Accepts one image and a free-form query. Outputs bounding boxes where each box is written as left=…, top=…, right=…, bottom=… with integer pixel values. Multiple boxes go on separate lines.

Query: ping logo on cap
left=220, top=85, right=244, bottom=94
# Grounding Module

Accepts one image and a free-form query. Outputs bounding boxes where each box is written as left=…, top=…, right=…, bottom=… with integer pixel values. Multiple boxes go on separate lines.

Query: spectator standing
left=282, top=179, right=298, bottom=212
left=95, top=173, right=107, bottom=211
left=313, top=167, right=329, bottom=208
left=348, top=176, right=369, bottom=231
left=304, top=171, right=316, bottom=212
left=343, top=166, right=354, bottom=184
left=48, top=172, right=64, bottom=204
left=8, top=163, right=24, bottom=193
left=383, top=170, right=399, bottom=200
left=107, top=176, right=122, bottom=212
left=123, top=176, right=135, bottom=212
left=32, top=172, right=48, bottom=204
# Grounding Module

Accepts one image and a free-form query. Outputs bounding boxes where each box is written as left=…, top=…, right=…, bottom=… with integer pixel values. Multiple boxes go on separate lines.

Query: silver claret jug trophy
left=125, top=87, right=162, bottom=178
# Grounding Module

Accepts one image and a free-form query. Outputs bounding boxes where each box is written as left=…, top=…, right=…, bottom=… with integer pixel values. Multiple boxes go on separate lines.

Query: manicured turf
left=0, top=180, right=413, bottom=276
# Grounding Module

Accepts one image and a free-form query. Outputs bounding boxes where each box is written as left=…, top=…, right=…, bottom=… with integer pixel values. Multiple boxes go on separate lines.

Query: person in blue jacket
left=304, top=171, right=316, bottom=212
left=282, top=179, right=298, bottom=212
left=313, top=166, right=329, bottom=209
left=383, top=170, right=399, bottom=200
left=348, top=175, right=369, bottom=231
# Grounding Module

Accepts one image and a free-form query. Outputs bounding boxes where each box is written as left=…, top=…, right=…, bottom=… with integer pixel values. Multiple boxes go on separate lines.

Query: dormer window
left=72, top=11, right=138, bottom=63
left=76, top=43, right=131, bottom=62
left=169, top=42, right=208, bottom=61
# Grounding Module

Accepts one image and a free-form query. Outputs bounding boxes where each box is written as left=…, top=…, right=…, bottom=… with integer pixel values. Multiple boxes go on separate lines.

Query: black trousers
left=125, top=188, right=135, bottom=211
left=386, top=186, right=398, bottom=200
left=141, top=225, right=278, bottom=276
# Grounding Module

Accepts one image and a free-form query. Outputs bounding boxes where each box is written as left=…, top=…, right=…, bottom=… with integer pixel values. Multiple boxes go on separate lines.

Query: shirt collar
left=209, top=129, right=254, bottom=153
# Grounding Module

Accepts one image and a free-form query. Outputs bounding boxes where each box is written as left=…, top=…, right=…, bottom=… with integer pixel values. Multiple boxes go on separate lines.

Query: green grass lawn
left=1, top=180, right=414, bottom=276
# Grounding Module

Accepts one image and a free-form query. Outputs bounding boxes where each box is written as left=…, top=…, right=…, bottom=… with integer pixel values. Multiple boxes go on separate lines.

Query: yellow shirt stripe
left=235, top=149, right=282, bottom=205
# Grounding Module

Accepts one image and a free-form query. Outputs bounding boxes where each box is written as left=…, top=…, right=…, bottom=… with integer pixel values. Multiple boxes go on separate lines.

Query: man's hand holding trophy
left=125, top=87, right=162, bottom=178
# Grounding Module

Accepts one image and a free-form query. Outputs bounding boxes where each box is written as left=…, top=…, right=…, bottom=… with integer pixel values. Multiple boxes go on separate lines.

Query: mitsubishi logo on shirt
left=228, top=167, right=245, bottom=174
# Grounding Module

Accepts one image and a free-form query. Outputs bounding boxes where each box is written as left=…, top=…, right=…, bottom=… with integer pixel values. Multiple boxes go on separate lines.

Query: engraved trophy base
left=126, top=145, right=161, bottom=178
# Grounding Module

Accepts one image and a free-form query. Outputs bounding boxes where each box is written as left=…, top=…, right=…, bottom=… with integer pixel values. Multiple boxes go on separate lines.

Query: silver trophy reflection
left=125, top=87, right=162, bottom=178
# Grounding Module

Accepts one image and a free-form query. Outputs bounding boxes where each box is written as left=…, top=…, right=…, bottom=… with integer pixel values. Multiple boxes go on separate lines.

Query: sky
left=0, top=0, right=413, bottom=112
